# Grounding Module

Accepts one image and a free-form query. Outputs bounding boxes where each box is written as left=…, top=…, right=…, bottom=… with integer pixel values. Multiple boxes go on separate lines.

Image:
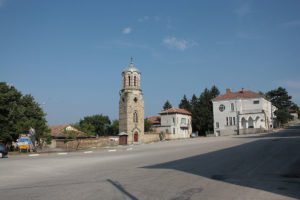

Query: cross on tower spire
left=130, top=57, right=134, bottom=64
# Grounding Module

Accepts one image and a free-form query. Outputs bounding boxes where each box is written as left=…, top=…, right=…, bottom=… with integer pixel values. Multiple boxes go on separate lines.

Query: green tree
left=144, top=118, right=152, bottom=132
left=109, top=120, right=119, bottom=135
left=189, top=86, right=220, bottom=135
left=197, top=86, right=220, bottom=135
left=266, top=87, right=293, bottom=126
left=17, top=95, right=51, bottom=146
left=0, top=82, right=50, bottom=145
left=179, top=95, right=192, bottom=112
left=190, top=94, right=200, bottom=133
left=163, top=100, right=172, bottom=110
left=290, top=103, right=300, bottom=119
left=78, top=114, right=111, bottom=136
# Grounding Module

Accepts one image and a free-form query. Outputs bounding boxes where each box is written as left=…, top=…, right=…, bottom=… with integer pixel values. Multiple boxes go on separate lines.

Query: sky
left=1, top=0, right=300, bottom=125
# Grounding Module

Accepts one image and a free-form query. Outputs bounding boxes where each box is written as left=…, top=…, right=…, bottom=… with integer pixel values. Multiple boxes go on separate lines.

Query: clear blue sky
left=1, top=0, right=300, bottom=125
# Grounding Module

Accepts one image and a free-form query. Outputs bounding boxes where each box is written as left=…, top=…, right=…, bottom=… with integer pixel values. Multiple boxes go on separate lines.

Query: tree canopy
left=178, top=86, right=220, bottom=136
left=266, top=87, right=294, bottom=126
left=163, top=100, right=172, bottom=110
left=0, top=82, right=50, bottom=145
left=76, top=114, right=111, bottom=136
left=179, top=95, right=192, bottom=112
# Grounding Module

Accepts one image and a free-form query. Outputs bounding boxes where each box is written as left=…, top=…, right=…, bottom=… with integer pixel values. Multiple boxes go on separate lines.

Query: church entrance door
left=134, top=132, right=138, bottom=142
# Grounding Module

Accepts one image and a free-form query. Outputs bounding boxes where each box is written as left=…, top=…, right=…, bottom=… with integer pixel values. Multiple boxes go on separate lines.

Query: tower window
left=128, top=76, right=131, bottom=86
left=134, top=76, right=137, bottom=86
left=133, top=111, right=138, bottom=123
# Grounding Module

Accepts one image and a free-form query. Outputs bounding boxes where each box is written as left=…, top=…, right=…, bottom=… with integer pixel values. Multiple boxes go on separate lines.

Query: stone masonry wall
left=54, top=137, right=119, bottom=150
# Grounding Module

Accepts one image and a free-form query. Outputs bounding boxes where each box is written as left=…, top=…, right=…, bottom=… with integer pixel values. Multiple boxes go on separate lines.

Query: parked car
left=0, top=143, right=8, bottom=158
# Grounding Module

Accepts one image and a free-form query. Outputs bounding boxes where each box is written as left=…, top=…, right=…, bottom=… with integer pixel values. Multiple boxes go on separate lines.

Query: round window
left=219, top=104, right=225, bottom=112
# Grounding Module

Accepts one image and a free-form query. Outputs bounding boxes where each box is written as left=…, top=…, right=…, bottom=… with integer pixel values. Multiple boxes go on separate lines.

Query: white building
left=212, top=89, right=276, bottom=136
left=157, top=108, right=192, bottom=139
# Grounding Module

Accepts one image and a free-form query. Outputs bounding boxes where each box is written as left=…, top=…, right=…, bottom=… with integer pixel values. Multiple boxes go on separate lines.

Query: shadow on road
left=143, top=126, right=300, bottom=199
left=234, top=124, right=300, bottom=139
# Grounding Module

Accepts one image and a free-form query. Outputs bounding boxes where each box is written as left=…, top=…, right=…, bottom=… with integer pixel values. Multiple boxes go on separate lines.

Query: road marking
left=84, top=151, right=93, bottom=154
left=29, top=154, right=40, bottom=157
left=58, top=153, right=68, bottom=155
left=126, top=148, right=133, bottom=151
left=108, top=149, right=117, bottom=152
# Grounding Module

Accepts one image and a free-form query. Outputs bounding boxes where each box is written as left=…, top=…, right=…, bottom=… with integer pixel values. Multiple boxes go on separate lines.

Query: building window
left=123, top=77, right=126, bottom=88
left=216, top=122, right=219, bottom=128
left=173, top=117, right=175, bottom=124
left=230, top=117, right=233, bottom=126
left=226, top=117, right=229, bottom=126
left=253, top=100, right=260, bottom=104
left=231, top=103, right=234, bottom=111
left=219, top=104, right=225, bottom=112
left=173, top=128, right=176, bottom=134
left=181, top=118, right=187, bottom=125
left=133, top=111, right=138, bottom=123
left=128, top=76, right=131, bottom=86
left=233, top=117, right=236, bottom=125
left=134, top=76, right=137, bottom=86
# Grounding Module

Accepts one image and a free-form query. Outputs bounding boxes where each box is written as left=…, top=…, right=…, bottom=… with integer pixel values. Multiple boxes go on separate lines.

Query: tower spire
left=130, top=57, right=133, bottom=64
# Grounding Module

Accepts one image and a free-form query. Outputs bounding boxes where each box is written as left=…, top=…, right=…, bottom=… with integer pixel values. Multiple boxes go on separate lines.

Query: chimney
left=226, top=88, right=232, bottom=94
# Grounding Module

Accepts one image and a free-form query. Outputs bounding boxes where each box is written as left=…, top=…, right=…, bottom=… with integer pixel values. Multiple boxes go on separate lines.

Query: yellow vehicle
left=17, top=136, right=33, bottom=152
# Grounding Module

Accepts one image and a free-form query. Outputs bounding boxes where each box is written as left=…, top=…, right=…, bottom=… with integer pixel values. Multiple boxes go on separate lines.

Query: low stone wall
left=51, top=133, right=161, bottom=150
left=54, top=136, right=119, bottom=150
left=143, top=132, right=161, bottom=143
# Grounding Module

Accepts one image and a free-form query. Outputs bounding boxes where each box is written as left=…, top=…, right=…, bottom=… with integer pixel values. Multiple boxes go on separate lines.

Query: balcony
left=180, top=123, right=189, bottom=128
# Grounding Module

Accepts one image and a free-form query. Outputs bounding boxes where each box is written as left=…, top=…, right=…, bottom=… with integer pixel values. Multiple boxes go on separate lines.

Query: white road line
left=58, top=153, right=68, bottom=155
left=84, top=151, right=93, bottom=154
left=108, top=149, right=117, bottom=152
left=28, top=154, right=40, bottom=157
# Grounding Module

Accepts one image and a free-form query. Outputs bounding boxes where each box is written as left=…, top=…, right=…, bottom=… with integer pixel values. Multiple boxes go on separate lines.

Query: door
left=134, top=132, right=138, bottom=142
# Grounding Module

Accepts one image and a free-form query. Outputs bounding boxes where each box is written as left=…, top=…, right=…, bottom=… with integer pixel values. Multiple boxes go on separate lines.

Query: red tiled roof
left=213, top=89, right=262, bottom=101
left=147, top=116, right=161, bottom=125
left=50, top=125, right=87, bottom=138
left=160, top=108, right=192, bottom=115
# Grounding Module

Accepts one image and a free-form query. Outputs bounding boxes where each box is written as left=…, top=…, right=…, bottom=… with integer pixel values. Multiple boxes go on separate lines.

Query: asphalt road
left=1, top=125, right=300, bottom=200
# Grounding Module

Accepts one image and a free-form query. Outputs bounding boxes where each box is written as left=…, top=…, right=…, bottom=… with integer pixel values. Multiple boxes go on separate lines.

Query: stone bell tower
left=119, top=58, right=144, bottom=144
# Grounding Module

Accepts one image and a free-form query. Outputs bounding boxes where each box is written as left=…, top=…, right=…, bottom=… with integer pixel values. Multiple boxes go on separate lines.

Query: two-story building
left=212, top=89, right=276, bottom=136
left=147, top=108, right=192, bottom=139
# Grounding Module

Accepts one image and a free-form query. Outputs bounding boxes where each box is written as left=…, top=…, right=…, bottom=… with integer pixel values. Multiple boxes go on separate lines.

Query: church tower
left=119, top=59, right=144, bottom=144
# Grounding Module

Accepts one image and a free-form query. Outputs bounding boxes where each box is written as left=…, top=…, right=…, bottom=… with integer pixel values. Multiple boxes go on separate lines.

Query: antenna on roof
left=130, top=57, right=134, bottom=64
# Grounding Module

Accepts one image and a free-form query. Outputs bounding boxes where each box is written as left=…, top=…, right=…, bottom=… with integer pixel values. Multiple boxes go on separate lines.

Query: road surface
left=1, top=125, right=300, bottom=200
